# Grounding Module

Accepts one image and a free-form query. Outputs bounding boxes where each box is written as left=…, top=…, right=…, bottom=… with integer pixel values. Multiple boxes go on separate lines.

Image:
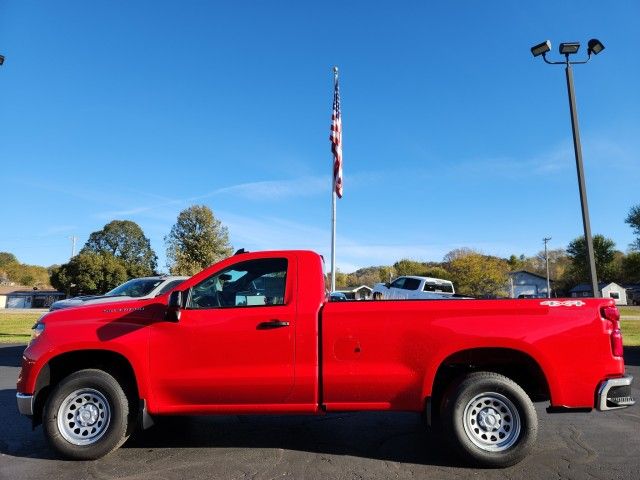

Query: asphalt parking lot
left=1, top=344, right=638, bottom=480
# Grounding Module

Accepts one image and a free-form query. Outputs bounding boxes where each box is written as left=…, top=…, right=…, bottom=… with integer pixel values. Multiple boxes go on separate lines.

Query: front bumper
left=597, top=375, right=635, bottom=411
left=16, top=393, right=34, bottom=416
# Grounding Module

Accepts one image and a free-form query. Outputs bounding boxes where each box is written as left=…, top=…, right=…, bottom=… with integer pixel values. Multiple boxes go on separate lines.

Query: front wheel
left=441, top=371, right=537, bottom=468
left=43, top=369, right=131, bottom=460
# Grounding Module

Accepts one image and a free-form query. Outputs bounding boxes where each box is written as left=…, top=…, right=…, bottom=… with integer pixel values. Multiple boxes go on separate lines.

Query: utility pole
left=543, top=237, right=552, bottom=298
left=69, top=236, right=77, bottom=259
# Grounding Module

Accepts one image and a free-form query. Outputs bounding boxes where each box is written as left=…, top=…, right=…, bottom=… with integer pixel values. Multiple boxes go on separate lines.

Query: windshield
left=105, top=279, right=163, bottom=298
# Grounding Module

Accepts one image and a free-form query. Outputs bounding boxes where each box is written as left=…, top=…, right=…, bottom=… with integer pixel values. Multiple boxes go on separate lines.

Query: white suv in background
left=373, top=275, right=456, bottom=300
left=49, top=275, right=188, bottom=311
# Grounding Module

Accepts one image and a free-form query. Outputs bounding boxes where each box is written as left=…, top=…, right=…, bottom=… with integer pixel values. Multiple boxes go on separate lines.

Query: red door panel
left=149, top=255, right=297, bottom=410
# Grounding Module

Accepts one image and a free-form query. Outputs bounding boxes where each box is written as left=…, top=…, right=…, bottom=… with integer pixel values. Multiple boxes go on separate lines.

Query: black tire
left=441, top=371, right=537, bottom=468
left=43, top=369, right=131, bottom=460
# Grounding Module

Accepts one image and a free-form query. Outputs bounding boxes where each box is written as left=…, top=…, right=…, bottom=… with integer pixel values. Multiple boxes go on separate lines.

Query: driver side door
left=149, top=256, right=296, bottom=410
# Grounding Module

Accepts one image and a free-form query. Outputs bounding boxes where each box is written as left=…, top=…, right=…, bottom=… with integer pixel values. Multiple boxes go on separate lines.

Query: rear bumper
left=16, top=393, right=34, bottom=416
left=597, top=375, right=635, bottom=411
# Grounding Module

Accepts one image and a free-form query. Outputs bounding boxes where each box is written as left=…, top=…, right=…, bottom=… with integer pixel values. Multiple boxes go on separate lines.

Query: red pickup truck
left=17, top=250, right=634, bottom=467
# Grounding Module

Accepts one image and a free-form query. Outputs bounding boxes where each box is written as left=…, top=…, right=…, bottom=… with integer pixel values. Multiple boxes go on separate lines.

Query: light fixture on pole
left=531, top=38, right=604, bottom=297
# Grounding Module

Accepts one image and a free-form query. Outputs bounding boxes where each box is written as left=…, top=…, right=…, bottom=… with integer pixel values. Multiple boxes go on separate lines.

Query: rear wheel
left=43, top=369, right=131, bottom=459
left=441, top=371, right=537, bottom=468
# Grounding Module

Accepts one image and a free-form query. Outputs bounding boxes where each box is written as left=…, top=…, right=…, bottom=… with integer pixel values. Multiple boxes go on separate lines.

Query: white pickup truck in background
left=373, top=275, right=456, bottom=300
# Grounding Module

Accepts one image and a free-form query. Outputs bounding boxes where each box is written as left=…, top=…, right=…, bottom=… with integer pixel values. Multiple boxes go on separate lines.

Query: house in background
left=335, top=285, right=373, bottom=300
left=0, top=286, right=65, bottom=309
left=508, top=270, right=553, bottom=298
left=569, top=282, right=628, bottom=306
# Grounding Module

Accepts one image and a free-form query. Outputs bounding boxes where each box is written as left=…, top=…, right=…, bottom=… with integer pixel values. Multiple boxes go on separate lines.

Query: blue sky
left=1, top=1, right=639, bottom=273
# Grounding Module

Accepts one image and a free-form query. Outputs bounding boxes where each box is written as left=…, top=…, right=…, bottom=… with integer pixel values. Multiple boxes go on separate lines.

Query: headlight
left=30, top=323, right=45, bottom=343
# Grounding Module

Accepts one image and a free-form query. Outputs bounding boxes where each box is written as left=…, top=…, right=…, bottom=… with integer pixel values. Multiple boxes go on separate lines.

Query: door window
left=402, top=278, right=421, bottom=291
left=390, top=278, right=406, bottom=289
left=157, top=279, right=187, bottom=296
left=188, top=258, right=288, bottom=309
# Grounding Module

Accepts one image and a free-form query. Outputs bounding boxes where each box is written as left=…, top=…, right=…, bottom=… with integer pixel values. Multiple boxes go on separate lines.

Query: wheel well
left=430, top=348, right=550, bottom=409
left=33, top=350, right=139, bottom=425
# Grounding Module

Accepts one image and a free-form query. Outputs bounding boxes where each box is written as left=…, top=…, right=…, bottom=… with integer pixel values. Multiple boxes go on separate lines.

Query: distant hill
left=0, top=252, right=52, bottom=288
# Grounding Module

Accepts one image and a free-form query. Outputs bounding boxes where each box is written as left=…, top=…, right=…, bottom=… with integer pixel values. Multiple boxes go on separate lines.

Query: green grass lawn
left=619, top=306, right=640, bottom=346
left=621, top=319, right=640, bottom=347
left=619, top=305, right=640, bottom=318
left=0, top=311, right=42, bottom=344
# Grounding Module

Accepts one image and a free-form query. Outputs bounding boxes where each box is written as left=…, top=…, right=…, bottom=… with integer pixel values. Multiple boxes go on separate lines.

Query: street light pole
left=531, top=39, right=604, bottom=298
left=564, top=63, right=599, bottom=297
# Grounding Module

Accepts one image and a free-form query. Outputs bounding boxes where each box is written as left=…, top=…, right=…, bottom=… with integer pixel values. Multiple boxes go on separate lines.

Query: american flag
left=330, top=75, right=343, bottom=198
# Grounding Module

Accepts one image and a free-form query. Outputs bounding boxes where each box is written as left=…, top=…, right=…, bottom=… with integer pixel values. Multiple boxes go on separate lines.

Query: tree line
left=0, top=252, right=51, bottom=287
left=335, top=205, right=640, bottom=297
left=46, top=205, right=233, bottom=296
left=335, top=235, right=639, bottom=298
left=2, top=203, right=639, bottom=298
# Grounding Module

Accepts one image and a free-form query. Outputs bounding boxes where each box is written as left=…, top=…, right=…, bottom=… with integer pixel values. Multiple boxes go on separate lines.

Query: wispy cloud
left=450, top=134, right=639, bottom=180
left=213, top=177, right=328, bottom=200
left=451, top=141, right=574, bottom=178
left=215, top=211, right=522, bottom=272
left=94, top=176, right=331, bottom=220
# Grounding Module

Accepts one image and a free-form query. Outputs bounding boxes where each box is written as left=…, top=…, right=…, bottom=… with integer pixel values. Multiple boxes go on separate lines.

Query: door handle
left=257, top=320, right=290, bottom=330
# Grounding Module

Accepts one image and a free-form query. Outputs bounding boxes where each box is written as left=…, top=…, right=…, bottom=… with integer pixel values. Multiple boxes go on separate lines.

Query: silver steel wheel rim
left=57, top=388, right=111, bottom=446
left=462, top=392, right=521, bottom=452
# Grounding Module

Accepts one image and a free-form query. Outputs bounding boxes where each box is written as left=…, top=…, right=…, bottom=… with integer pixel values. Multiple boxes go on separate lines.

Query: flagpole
left=330, top=66, right=338, bottom=293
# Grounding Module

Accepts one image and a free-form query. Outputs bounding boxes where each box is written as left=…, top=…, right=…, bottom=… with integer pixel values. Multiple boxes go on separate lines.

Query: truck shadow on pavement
left=123, top=413, right=465, bottom=467
left=0, top=387, right=463, bottom=467
left=624, top=346, right=640, bottom=366
left=0, top=345, right=25, bottom=367
left=0, top=389, right=58, bottom=461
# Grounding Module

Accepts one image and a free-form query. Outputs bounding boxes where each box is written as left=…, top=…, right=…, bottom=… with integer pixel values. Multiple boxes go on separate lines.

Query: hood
left=42, top=295, right=168, bottom=326
left=50, top=295, right=129, bottom=311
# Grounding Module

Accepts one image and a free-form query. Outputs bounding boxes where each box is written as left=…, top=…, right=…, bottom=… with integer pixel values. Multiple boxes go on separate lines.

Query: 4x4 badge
left=540, top=300, right=586, bottom=307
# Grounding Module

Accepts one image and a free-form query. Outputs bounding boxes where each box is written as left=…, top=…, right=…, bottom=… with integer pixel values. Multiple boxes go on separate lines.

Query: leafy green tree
left=506, top=254, right=527, bottom=272
left=621, top=252, right=640, bottom=283
left=50, top=252, right=128, bottom=296
left=0, top=252, right=18, bottom=269
left=378, top=266, right=394, bottom=284
left=347, top=266, right=384, bottom=287
left=334, top=270, right=351, bottom=289
left=0, top=252, right=51, bottom=287
left=165, top=205, right=233, bottom=276
left=527, top=248, right=571, bottom=279
left=443, top=248, right=475, bottom=263
left=422, top=266, right=452, bottom=280
left=19, top=273, right=36, bottom=286
left=444, top=249, right=509, bottom=297
left=566, top=235, right=617, bottom=283
left=393, top=259, right=427, bottom=276
left=626, top=205, right=640, bottom=251
left=82, top=220, right=157, bottom=277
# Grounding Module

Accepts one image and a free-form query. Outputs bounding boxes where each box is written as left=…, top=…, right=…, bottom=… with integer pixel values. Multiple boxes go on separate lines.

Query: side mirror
left=385, top=282, right=391, bottom=289
left=166, top=290, right=183, bottom=322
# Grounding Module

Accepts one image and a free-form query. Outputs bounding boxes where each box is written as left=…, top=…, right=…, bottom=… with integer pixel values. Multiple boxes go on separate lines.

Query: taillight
left=602, top=306, right=623, bottom=357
